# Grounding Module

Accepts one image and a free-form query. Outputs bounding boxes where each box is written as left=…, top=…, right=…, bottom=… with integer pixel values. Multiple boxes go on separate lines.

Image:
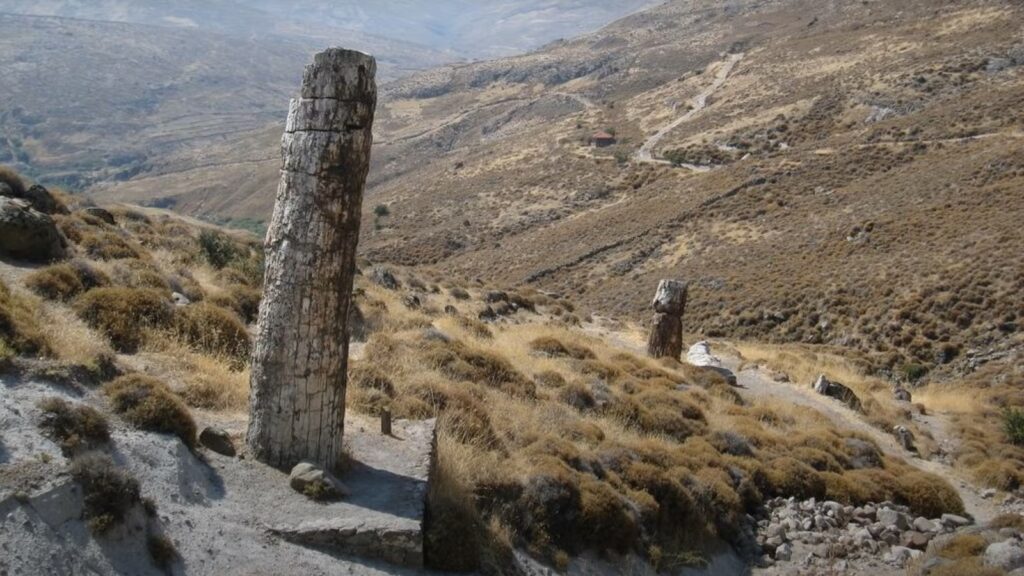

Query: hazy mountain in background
left=0, top=0, right=660, bottom=58
left=0, top=0, right=656, bottom=191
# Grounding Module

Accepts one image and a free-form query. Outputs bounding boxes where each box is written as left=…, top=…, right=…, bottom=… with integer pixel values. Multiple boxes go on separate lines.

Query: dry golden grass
left=141, top=334, right=250, bottom=412
left=348, top=283, right=963, bottom=568
left=37, top=301, right=114, bottom=369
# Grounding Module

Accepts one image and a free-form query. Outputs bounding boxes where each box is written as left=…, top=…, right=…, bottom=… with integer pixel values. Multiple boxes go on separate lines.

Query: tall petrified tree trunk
left=247, top=48, right=377, bottom=472
left=647, top=279, right=688, bottom=360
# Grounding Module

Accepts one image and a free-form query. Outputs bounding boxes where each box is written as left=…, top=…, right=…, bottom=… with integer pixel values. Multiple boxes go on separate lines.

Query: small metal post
left=381, top=409, right=392, bottom=436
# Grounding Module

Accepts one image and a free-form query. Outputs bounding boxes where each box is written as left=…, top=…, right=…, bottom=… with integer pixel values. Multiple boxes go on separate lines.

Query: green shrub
left=1003, top=407, right=1024, bottom=446
left=199, top=229, right=242, bottom=269
left=37, top=397, right=110, bottom=454
left=104, top=374, right=196, bottom=446
left=74, top=288, right=173, bottom=352
left=69, top=452, right=141, bottom=534
left=173, top=303, right=250, bottom=362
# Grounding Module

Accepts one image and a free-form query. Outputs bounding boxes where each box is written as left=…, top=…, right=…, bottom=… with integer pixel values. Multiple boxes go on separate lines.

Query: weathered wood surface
left=647, top=279, right=688, bottom=359
left=248, top=48, right=377, bottom=471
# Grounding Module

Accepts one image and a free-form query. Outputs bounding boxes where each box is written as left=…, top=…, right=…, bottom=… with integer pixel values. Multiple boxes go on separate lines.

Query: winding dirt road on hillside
left=582, top=322, right=1002, bottom=523
left=636, top=53, right=744, bottom=166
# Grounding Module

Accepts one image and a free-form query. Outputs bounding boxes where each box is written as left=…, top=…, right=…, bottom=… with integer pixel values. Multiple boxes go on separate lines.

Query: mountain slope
left=96, top=0, right=1024, bottom=379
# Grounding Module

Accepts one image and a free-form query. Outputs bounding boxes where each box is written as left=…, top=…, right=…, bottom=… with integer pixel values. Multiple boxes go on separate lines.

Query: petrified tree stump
left=247, top=48, right=377, bottom=471
left=647, top=279, right=688, bottom=360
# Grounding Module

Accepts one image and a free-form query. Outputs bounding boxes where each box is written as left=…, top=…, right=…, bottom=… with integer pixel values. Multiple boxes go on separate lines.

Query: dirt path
left=635, top=53, right=743, bottom=165
left=581, top=322, right=1001, bottom=523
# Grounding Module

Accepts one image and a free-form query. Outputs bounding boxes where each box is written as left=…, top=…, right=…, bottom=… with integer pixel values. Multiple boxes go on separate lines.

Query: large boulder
left=986, top=540, right=1024, bottom=572
left=19, top=184, right=68, bottom=215
left=812, top=374, right=862, bottom=412
left=0, top=197, right=67, bottom=262
left=686, top=341, right=737, bottom=385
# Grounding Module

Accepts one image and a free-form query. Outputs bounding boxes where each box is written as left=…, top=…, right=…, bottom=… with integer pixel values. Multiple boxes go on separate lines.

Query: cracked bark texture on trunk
left=247, top=48, right=377, bottom=472
left=647, top=279, right=688, bottom=360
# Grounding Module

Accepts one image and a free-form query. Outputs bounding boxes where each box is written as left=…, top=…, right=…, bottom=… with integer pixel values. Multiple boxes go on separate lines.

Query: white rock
left=986, top=541, right=1024, bottom=572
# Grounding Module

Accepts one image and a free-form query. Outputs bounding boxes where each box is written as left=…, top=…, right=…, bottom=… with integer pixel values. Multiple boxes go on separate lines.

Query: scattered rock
left=940, top=514, right=971, bottom=528
left=199, top=427, right=236, bottom=457
left=13, top=184, right=68, bottom=215
left=893, top=386, right=912, bottom=402
left=0, top=197, right=67, bottom=262
left=913, top=517, right=939, bottom=533
left=82, top=206, right=116, bottom=225
left=985, top=540, right=1024, bottom=571
left=811, top=374, right=862, bottom=412
left=172, top=292, right=192, bottom=307
left=289, top=461, right=350, bottom=501
left=402, top=294, right=421, bottom=310
left=443, top=304, right=458, bottom=315
left=982, top=488, right=996, bottom=500
left=483, top=290, right=508, bottom=303
left=370, top=267, right=399, bottom=290
left=894, top=426, right=917, bottom=453
left=878, top=508, right=911, bottom=531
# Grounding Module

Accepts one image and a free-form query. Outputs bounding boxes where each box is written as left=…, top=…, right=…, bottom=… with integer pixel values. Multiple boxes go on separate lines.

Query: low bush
left=104, top=374, right=196, bottom=447
left=25, top=265, right=83, bottom=301
left=69, top=452, right=141, bottom=534
left=895, top=470, right=964, bottom=517
left=147, top=534, right=178, bottom=570
left=111, top=261, right=172, bottom=294
left=79, top=231, right=143, bottom=260
left=210, top=284, right=262, bottom=323
left=425, top=341, right=535, bottom=399
left=37, top=397, right=110, bottom=454
left=26, top=261, right=111, bottom=302
left=936, top=533, right=988, bottom=559
left=765, top=457, right=826, bottom=500
left=0, top=280, right=49, bottom=356
left=1003, top=407, right=1024, bottom=446
left=198, top=229, right=241, bottom=269
left=930, top=559, right=1003, bottom=576
left=173, top=303, right=250, bottom=362
left=529, top=336, right=595, bottom=360
left=74, top=288, right=173, bottom=352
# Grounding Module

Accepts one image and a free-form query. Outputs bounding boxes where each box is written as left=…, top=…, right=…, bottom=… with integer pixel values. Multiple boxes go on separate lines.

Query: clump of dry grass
left=0, top=165, right=26, bottom=196
left=173, top=303, right=250, bottom=362
left=69, top=452, right=142, bottom=534
left=25, top=260, right=110, bottom=302
left=37, top=397, right=110, bottom=454
left=529, top=336, right=595, bottom=359
left=79, top=231, right=144, bottom=260
left=104, top=374, right=196, bottom=447
left=0, top=279, right=50, bottom=357
left=73, top=288, right=174, bottom=352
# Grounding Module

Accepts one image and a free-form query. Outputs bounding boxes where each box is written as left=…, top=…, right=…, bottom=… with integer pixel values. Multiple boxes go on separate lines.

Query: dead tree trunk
left=647, top=279, right=688, bottom=360
left=247, top=48, right=377, bottom=472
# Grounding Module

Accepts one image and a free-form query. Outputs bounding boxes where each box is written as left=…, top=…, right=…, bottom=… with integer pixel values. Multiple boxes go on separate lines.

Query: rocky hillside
left=96, top=0, right=1024, bottom=384
left=2, top=165, right=1022, bottom=576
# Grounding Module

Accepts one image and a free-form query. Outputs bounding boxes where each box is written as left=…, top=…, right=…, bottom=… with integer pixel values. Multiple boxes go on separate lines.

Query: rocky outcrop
left=647, top=279, right=687, bottom=359
left=82, top=207, right=116, bottom=225
left=198, top=427, right=235, bottom=457
left=811, top=374, right=862, bottom=412
left=756, top=497, right=978, bottom=573
left=0, top=197, right=67, bottom=262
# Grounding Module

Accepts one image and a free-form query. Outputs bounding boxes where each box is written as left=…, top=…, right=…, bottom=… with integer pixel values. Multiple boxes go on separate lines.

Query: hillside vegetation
left=0, top=166, right=984, bottom=574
